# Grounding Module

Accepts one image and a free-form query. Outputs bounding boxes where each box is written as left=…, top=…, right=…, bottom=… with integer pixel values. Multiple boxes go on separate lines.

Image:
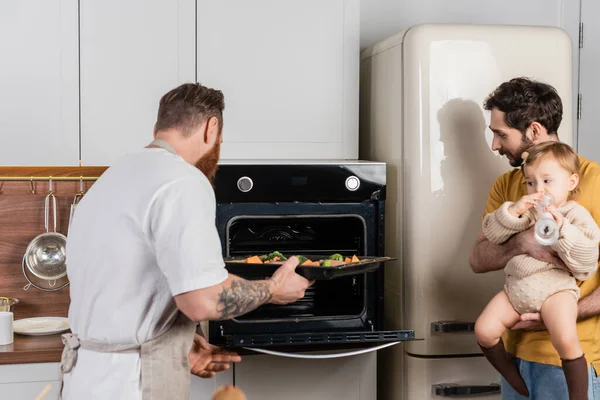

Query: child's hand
left=509, top=193, right=545, bottom=216
left=547, top=205, right=564, bottom=228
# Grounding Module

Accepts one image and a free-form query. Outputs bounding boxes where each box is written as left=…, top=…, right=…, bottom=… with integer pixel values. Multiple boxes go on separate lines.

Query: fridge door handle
left=432, top=383, right=500, bottom=396
left=242, top=341, right=401, bottom=359
left=431, top=320, right=475, bottom=333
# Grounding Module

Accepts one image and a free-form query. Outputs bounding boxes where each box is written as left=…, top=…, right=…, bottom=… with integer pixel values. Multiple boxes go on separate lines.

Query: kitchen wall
left=0, top=1, right=584, bottom=163
left=0, top=167, right=105, bottom=320
left=360, top=0, right=581, bottom=147
left=360, top=0, right=572, bottom=49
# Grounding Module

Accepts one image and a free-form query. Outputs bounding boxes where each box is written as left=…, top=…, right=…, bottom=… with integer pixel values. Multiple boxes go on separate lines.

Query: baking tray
left=223, top=255, right=395, bottom=280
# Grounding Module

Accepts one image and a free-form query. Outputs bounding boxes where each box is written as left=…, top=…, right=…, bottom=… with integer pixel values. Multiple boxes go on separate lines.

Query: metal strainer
left=24, top=180, right=67, bottom=281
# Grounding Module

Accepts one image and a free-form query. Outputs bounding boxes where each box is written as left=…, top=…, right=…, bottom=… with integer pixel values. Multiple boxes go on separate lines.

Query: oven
left=208, top=162, right=414, bottom=353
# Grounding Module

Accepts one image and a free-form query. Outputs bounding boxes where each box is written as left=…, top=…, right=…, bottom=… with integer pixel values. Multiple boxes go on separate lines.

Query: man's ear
left=529, top=122, right=545, bottom=141
left=203, top=117, right=220, bottom=145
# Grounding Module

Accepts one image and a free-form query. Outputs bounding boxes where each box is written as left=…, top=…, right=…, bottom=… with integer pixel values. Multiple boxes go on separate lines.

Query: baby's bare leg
left=475, top=290, right=521, bottom=348
left=475, top=291, right=529, bottom=396
left=541, top=291, right=587, bottom=400
left=540, top=291, right=582, bottom=360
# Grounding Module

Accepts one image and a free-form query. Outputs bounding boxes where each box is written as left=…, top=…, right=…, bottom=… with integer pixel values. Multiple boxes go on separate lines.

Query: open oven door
left=222, top=329, right=418, bottom=359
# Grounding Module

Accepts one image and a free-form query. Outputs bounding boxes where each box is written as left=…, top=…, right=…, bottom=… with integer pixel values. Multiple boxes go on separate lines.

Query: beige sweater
left=483, top=201, right=600, bottom=281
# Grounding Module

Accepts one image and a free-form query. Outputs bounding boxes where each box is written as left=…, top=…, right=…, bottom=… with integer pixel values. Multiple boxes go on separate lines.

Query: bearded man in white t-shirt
left=60, top=83, right=313, bottom=399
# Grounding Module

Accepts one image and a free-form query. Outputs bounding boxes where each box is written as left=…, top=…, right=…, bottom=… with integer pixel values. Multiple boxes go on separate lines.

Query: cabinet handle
left=432, top=383, right=500, bottom=396
left=431, top=321, right=475, bottom=333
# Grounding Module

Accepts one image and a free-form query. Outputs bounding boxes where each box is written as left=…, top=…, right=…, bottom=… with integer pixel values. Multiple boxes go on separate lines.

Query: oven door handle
left=242, top=341, right=401, bottom=359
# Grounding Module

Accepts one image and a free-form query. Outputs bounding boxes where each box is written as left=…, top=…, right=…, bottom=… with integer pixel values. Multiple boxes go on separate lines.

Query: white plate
left=13, top=317, right=70, bottom=336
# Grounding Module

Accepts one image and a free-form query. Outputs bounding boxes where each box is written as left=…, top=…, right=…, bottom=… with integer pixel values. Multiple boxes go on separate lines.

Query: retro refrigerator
left=359, top=24, right=573, bottom=399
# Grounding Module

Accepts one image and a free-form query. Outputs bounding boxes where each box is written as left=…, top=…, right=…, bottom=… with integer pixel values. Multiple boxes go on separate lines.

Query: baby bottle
left=534, top=193, right=559, bottom=246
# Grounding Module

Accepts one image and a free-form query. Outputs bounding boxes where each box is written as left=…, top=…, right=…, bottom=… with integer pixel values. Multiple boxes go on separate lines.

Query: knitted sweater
left=483, top=201, right=600, bottom=281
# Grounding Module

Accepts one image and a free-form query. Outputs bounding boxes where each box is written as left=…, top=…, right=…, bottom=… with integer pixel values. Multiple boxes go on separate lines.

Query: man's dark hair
left=155, top=83, right=225, bottom=137
left=483, top=77, right=562, bottom=136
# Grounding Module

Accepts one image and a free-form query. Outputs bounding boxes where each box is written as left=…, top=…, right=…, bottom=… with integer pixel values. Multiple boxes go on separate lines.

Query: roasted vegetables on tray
left=225, top=254, right=394, bottom=280
left=243, top=252, right=361, bottom=267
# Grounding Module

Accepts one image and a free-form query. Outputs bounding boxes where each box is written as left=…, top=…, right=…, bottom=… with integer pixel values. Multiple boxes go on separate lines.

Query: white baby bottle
left=534, top=193, right=559, bottom=246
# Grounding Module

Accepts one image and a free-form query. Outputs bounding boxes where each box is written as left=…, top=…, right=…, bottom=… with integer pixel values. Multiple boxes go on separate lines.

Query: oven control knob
left=345, top=176, right=360, bottom=191
left=237, top=176, right=253, bottom=193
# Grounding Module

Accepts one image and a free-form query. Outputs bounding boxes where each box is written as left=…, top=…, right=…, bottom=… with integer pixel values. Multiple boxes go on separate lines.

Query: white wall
left=359, top=0, right=581, bottom=145
left=360, top=0, right=567, bottom=50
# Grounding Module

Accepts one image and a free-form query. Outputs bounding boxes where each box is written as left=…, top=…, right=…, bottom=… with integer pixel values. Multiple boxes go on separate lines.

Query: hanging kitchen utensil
left=22, top=254, right=69, bottom=291
left=23, top=179, right=68, bottom=282
left=68, top=178, right=84, bottom=232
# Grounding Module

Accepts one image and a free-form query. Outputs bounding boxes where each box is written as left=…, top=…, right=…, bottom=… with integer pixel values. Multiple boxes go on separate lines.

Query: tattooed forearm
left=216, top=278, right=273, bottom=320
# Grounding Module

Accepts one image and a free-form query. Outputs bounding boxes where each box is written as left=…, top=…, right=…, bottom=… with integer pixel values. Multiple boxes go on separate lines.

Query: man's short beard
left=195, top=139, right=220, bottom=185
left=510, top=136, right=533, bottom=167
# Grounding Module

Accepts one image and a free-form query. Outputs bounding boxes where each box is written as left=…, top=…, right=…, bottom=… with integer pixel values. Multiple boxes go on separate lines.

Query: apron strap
left=58, top=333, right=141, bottom=399
left=149, top=139, right=177, bottom=155
left=58, top=313, right=196, bottom=398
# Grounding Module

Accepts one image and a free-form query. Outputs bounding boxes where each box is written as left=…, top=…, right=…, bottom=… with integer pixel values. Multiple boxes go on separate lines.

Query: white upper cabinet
left=0, top=0, right=79, bottom=166
left=1, top=1, right=359, bottom=166
left=79, top=0, right=196, bottom=166
left=197, top=0, right=360, bottom=160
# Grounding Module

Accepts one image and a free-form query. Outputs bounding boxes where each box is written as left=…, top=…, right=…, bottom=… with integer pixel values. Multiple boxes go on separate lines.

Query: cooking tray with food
left=224, top=252, right=395, bottom=280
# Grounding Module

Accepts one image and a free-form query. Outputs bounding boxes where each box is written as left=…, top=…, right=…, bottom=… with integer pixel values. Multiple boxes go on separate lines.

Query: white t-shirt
left=63, top=147, right=228, bottom=399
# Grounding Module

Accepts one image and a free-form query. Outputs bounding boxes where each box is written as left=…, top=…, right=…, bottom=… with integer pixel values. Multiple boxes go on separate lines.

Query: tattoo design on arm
left=216, top=279, right=272, bottom=320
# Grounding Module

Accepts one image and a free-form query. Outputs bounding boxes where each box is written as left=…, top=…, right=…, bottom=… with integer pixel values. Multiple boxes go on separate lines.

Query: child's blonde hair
left=522, top=141, right=580, bottom=199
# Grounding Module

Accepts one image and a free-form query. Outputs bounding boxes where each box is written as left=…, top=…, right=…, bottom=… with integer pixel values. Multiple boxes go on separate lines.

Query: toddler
left=475, top=142, right=600, bottom=399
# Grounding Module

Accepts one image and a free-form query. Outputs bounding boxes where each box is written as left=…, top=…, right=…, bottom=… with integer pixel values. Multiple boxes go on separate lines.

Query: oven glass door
left=211, top=202, right=416, bottom=351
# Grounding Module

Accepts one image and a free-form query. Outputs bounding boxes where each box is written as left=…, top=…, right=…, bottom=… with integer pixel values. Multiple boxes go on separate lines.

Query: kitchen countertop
left=0, top=334, right=63, bottom=365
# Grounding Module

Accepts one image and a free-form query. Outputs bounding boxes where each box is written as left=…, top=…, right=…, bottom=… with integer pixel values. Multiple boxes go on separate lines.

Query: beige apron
left=59, top=139, right=198, bottom=399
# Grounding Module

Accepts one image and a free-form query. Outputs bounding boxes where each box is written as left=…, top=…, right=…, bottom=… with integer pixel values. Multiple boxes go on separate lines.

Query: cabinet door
left=234, top=353, right=376, bottom=400
left=0, top=381, right=60, bottom=399
left=80, top=0, right=195, bottom=166
left=0, top=363, right=60, bottom=399
left=197, top=0, right=359, bottom=160
left=189, top=369, right=234, bottom=400
left=0, top=0, right=79, bottom=166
